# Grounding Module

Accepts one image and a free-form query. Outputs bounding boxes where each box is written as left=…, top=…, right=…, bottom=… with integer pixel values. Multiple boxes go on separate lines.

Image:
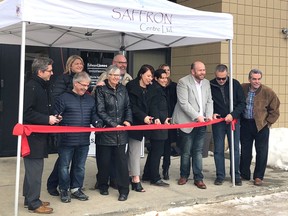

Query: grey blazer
left=172, top=74, right=213, bottom=133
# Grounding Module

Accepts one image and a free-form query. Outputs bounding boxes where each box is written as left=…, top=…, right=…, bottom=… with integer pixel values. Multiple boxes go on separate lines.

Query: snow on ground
left=137, top=128, right=288, bottom=216
left=137, top=191, right=288, bottom=216
left=263, top=128, right=288, bottom=170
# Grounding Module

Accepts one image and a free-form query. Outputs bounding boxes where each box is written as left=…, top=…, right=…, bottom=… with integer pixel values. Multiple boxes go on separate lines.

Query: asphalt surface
left=1, top=152, right=288, bottom=216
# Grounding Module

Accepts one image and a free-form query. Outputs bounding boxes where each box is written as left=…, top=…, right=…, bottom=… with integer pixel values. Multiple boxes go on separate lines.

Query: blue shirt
left=243, top=89, right=255, bottom=119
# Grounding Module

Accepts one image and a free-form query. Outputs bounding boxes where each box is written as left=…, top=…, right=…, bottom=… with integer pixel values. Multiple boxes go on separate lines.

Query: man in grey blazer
left=172, top=61, right=213, bottom=189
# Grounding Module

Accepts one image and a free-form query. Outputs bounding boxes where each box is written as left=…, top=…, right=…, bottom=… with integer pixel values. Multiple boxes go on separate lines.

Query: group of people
left=22, top=54, right=280, bottom=214
left=174, top=61, right=279, bottom=190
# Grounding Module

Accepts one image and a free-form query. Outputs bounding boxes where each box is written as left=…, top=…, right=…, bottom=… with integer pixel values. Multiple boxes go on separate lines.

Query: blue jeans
left=212, top=120, right=240, bottom=181
left=58, top=145, right=89, bottom=191
left=178, top=126, right=206, bottom=181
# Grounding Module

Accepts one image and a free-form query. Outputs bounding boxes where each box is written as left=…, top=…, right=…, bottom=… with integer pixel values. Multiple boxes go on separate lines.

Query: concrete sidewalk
left=1, top=153, right=288, bottom=216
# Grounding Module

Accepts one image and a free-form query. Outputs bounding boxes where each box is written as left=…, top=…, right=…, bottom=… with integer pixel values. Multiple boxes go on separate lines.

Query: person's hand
left=164, top=117, right=171, bottom=125
left=196, top=116, right=206, bottom=122
left=154, top=118, right=161, bottom=124
left=225, top=114, right=233, bottom=123
left=123, top=121, right=131, bottom=126
left=95, top=120, right=103, bottom=128
left=144, top=116, right=153, bottom=124
left=205, top=117, right=213, bottom=121
left=49, top=115, right=61, bottom=125
left=213, top=113, right=220, bottom=119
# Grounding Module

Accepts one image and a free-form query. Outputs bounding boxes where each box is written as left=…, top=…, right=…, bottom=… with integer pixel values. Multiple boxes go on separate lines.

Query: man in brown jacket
left=240, top=69, right=280, bottom=186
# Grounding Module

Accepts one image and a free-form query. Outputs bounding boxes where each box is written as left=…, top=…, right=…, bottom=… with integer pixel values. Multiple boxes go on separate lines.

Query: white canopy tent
left=0, top=0, right=233, bottom=50
left=0, top=0, right=234, bottom=215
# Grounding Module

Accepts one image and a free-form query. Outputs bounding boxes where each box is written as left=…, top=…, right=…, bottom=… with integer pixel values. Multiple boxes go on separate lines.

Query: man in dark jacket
left=240, top=69, right=280, bottom=186
left=23, top=57, right=60, bottom=214
left=210, top=64, right=246, bottom=186
left=47, top=55, right=84, bottom=196
left=55, top=72, right=102, bottom=203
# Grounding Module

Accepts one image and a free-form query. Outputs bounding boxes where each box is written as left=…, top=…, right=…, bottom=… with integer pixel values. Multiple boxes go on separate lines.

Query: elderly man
left=172, top=61, right=213, bottom=189
left=210, top=64, right=246, bottom=186
left=240, top=69, right=280, bottom=186
left=56, top=72, right=102, bottom=203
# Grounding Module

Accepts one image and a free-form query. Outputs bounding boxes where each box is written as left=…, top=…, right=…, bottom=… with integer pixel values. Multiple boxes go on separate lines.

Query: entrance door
left=0, top=45, right=20, bottom=156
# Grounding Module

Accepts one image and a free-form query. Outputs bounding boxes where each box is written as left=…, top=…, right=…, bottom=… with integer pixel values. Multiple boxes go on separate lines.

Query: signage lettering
left=112, top=8, right=173, bottom=34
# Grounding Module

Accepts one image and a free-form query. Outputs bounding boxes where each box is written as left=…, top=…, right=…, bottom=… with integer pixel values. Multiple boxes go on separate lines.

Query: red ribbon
left=13, top=118, right=237, bottom=157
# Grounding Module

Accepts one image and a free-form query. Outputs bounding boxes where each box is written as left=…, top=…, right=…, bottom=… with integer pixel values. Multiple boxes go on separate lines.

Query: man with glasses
left=210, top=64, right=246, bottom=186
left=23, top=57, right=60, bottom=214
left=55, top=72, right=102, bottom=203
left=96, top=54, right=132, bottom=86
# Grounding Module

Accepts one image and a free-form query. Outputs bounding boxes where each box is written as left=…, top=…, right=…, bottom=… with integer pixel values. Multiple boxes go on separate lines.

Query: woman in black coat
left=95, top=65, right=132, bottom=201
left=142, top=69, right=170, bottom=186
left=126, top=64, right=155, bottom=192
left=158, top=64, right=179, bottom=180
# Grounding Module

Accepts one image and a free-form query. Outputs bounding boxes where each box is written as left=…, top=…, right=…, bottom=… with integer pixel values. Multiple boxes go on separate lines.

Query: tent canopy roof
left=0, top=0, right=233, bottom=51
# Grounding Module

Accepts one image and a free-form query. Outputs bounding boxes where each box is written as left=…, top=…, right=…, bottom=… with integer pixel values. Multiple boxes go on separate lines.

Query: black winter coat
left=95, top=80, right=132, bottom=146
left=210, top=78, right=246, bottom=119
left=149, top=81, right=168, bottom=141
left=126, top=78, right=152, bottom=141
left=165, top=78, right=177, bottom=143
left=126, top=78, right=167, bottom=141
left=52, top=73, right=74, bottom=99
left=54, top=91, right=102, bottom=146
left=23, top=75, right=53, bottom=158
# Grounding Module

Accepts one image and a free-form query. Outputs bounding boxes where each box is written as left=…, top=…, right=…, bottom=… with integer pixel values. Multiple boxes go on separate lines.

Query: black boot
left=162, top=168, right=169, bottom=180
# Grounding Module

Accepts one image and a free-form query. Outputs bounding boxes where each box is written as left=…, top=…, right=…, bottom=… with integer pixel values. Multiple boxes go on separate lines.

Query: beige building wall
left=172, top=0, right=287, bottom=128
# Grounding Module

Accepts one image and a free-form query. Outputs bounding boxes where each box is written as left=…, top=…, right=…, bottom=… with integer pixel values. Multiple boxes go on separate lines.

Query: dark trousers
left=162, top=139, right=171, bottom=171
left=143, top=139, right=165, bottom=183
left=240, top=119, right=270, bottom=180
left=95, top=149, right=117, bottom=185
left=47, top=157, right=59, bottom=190
left=23, top=158, right=44, bottom=210
left=96, top=144, right=129, bottom=195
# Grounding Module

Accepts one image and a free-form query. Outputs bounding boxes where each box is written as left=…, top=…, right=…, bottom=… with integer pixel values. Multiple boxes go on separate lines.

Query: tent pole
left=14, top=21, right=27, bottom=216
left=228, top=39, right=235, bottom=187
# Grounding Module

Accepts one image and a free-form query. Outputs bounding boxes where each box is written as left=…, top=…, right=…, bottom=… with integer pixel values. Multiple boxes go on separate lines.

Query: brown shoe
left=178, top=177, right=188, bottom=185
left=254, top=178, right=263, bottom=186
left=194, top=181, right=207, bottom=189
left=24, top=201, right=50, bottom=208
left=29, top=205, right=53, bottom=214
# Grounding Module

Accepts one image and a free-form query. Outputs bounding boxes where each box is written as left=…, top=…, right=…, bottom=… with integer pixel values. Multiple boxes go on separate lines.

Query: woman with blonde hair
left=52, top=55, right=84, bottom=97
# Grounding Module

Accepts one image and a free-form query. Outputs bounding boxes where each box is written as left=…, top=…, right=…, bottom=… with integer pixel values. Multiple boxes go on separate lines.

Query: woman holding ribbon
left=126, top=64, right=155, bottom=192
left=95, top=65, right=132, bottom=201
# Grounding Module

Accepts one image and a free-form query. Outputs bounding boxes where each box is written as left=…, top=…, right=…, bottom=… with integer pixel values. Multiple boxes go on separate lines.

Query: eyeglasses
left=216, top=77, right=227, bottom=81
left=108, top=74, right=121, bottom=77
left=77, top=81, right=90, bottom=88
left=43, top=69, right=53, bottom=73
left=116, top=61, right=127, bottom=64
